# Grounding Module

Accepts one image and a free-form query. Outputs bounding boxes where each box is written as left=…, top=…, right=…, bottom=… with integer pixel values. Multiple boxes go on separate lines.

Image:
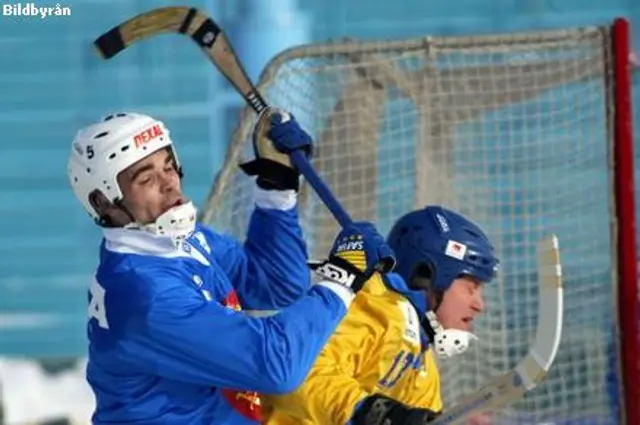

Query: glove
left=239, top=108, right=313, bottom=191
left=351, top=394, right=440, bottom=425
left=265, top=109, right=313, bottom=156
left=311, top=222, right=396, bottom=294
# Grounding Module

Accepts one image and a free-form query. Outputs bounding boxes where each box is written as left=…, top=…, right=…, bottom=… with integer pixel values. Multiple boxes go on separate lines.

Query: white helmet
left=67, top=112, right=196, bottom=240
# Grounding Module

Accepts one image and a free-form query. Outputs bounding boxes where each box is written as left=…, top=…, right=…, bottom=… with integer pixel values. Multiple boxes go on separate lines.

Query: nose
left=471, top=292, right=485, bottom=314
left=159, top=170, right=177, bottom=193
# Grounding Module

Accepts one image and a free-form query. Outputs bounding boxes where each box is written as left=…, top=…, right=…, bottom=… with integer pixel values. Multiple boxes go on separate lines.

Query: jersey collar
left=383, top=272, right=428, bottom=316
left=102, top=227, right=178, bottom=255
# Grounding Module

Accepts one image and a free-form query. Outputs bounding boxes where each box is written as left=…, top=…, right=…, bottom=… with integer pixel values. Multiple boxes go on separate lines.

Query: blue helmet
left=387, top=206, right=499, bottom=293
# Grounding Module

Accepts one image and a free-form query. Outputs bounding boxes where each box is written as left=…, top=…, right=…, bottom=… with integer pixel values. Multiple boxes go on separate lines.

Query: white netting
left=202, top=26, right=623, bottom=423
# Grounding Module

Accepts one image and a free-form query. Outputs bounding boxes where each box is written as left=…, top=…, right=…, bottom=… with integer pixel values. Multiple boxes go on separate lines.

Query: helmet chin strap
left=423, top=310, right=478, bottom=359
left=139, top=201, right=198, bottom=244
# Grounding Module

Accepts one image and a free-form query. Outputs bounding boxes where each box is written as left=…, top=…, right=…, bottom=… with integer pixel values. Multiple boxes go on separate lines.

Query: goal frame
left=610, top=18, right=639, bottom=425
left=201, top=17, right=639, bottom=424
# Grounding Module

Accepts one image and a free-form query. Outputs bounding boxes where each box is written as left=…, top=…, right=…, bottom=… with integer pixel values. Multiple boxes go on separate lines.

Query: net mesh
left=201, top=26, right=622, bottom=423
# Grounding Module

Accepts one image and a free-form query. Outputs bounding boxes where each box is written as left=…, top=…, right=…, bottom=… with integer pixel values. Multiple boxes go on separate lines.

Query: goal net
left=201, top=21, right=637, bottom=424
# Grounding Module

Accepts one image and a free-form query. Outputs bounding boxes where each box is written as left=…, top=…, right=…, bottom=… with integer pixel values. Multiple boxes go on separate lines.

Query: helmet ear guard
left=409, top=261, right=448, bottom=313
left=408, top=262, right=433, bottom=291
left=88, top=190, right=134, bottom=228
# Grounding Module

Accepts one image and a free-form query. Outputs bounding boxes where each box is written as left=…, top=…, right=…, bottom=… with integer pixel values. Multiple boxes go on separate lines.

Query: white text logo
left=2, top=3, right=71, bottom=18
left=316, top=263, right=356, bottom=288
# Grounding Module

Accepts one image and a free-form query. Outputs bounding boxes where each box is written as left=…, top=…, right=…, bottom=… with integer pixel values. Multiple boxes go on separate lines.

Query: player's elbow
left=275, top=369, right=307, bottom=394
left=260, top=364, right=307, bottom=394
left=256, top=313, right=322, bottom=394
left=259, top=341, right=311, bottom=394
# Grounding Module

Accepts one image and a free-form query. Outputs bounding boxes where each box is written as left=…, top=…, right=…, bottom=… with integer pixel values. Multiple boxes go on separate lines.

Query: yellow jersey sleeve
left=263, top=275, right=389, bottom=425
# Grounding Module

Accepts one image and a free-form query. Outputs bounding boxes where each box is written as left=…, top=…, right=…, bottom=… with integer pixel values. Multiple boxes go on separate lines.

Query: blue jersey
left=85, top=189, right=352, bottom=424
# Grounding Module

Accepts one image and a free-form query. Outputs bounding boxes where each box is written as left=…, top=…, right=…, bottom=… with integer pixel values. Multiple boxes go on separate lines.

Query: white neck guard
left=140, top=201, right=197, bottom=245
left=425, top=310, right=478, bottom=359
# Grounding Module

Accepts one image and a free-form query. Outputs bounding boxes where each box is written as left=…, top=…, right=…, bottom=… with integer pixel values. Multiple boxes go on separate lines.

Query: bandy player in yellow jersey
left=262, top=205, right=499, bottom=425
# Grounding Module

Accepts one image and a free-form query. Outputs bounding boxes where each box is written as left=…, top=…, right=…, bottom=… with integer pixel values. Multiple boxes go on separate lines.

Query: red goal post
left=201, top=18, right=639, bottom=424
left=611, top=18, right=639, bottom=425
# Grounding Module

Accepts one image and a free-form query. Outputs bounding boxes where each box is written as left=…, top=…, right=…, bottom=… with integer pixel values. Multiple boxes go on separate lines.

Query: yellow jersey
left=262, top=272, right=442, bottom=425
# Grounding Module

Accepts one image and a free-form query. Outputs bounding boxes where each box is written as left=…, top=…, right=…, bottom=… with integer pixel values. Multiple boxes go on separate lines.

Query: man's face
left=117, top=148, right=183, bottom=225
left=436, top=276, right=485, bottom=331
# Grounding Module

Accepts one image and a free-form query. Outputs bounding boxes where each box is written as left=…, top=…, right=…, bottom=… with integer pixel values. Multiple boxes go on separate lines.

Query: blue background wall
left=0, top=0, right=637, bottom=360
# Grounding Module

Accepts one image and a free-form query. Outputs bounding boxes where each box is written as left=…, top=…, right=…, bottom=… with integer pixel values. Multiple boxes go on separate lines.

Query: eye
left=138, top=175, right=152, bottom=185
left=467, top=279, right=480, bottom=293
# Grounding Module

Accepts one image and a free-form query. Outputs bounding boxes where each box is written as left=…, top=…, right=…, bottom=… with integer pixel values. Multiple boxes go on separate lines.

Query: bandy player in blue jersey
left=66, top=110, right=394, bottom=424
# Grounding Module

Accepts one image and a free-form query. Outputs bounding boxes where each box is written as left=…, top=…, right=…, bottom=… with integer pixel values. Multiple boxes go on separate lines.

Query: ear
left=430, top=288, right=444, bottom=312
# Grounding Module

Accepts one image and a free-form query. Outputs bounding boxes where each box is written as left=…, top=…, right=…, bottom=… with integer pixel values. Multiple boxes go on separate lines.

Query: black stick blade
left=94, top=26, right=125, bottom=59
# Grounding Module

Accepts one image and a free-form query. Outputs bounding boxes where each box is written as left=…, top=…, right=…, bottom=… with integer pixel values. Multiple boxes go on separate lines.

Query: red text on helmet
left=134, top=124, right=164, bottom=148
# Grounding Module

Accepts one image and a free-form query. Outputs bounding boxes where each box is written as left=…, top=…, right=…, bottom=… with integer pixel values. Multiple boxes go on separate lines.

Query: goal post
left=610, top=18, right=639, bottom=425
left=200, top=19, right=639, bottom=424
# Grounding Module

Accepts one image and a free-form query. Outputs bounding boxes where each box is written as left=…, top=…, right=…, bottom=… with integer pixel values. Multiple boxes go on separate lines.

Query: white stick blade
left=530, top=234, right=563, bottom=374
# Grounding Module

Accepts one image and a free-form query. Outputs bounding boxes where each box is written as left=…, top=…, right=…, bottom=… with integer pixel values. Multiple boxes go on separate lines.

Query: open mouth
left=162, top=198, right=184, bottom=214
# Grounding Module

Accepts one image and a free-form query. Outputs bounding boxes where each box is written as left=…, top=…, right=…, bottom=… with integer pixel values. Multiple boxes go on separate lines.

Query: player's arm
left=204, top=187, right=310, bottom=312
left=263, top=280, right=380, bottom=424
left=350, top=339, right=442, bottom=424
left=102, top=267, right=353, bottom=394
left=395, top=348, right=443, bottom=412
left=227, top=109, right=314, bottom=311
left=349, top=352, right=443, bottom=425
